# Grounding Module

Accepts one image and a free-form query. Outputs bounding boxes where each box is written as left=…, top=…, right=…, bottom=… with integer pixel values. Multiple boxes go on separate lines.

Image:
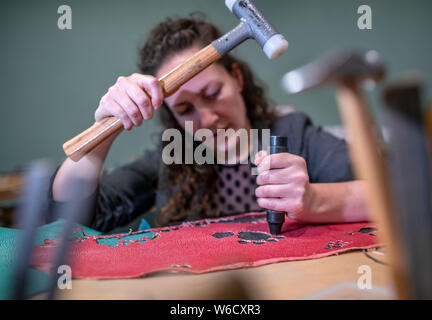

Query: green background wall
left=1, top=0, right=431, bottom=172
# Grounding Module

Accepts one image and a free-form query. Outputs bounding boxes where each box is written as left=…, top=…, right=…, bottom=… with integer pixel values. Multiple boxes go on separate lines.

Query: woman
left=51, top=14, right=369, bottom=232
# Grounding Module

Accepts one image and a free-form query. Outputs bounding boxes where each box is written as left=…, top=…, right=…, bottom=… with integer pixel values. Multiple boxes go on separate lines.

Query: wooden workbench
left=32, top=248, right=395, bottom=299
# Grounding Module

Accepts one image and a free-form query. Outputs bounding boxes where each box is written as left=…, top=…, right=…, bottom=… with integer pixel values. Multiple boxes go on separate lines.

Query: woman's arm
left=302, top=180, right=369, bottom=223
left=52, top=132, right=119, bottom=201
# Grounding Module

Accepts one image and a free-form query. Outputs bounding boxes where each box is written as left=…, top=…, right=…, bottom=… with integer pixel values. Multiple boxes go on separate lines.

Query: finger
left=95, top=94, right=111, bottom=121
left=109, top=85, right=143, bottom=127
left=134, top=74, right=164, bottom=110
left=257, top=167, right=308, bottom=185
left=255, top=184, right=301, bottom=198
left=256, top=197, right=287, bottom=212
left=257, top=197, right=304, bottom=214
left=257, top=153, right=299, bottom=174
left=120, top=79, right=153, bottom=120
left=253, top=150, right=268, bottom=166
left=100, top=95, right=133, bottom=130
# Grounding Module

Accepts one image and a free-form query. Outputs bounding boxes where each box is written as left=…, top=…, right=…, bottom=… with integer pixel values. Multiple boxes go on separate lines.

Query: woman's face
left=156, top=46, right=251, bottom=159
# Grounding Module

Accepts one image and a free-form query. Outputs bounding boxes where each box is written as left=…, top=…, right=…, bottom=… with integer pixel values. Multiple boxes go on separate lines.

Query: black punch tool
left=266, top=136, right=288, bottom=235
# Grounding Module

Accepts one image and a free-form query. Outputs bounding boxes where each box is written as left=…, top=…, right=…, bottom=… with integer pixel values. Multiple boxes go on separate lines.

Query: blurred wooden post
left=336, top=80, right=412, bottom=299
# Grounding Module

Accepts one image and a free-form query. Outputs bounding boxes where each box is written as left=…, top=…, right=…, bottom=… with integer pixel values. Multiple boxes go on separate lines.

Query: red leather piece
left=31, top=212, right=381, bottom=279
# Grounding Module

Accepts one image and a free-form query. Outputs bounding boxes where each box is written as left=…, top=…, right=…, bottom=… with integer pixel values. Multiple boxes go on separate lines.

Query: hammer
left=12, top=161, right=52, bottom=299
left=63, top=0, right=288, bottom=161
left=383, top=78, right=432, bottom=299
left=281, top=50, right=411, bottom=299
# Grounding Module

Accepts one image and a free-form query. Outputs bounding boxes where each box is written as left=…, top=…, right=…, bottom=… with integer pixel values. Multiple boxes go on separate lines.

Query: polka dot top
left=213, top=160, right=261, bottom=216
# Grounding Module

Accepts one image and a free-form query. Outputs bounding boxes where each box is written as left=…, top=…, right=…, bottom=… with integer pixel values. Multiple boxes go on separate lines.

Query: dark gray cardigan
left=48, top=112, right=353, bottom=232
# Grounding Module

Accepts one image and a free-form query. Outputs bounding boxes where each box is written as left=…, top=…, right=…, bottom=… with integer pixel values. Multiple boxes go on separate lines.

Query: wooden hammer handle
left=63, top=44, right=221, bottom=162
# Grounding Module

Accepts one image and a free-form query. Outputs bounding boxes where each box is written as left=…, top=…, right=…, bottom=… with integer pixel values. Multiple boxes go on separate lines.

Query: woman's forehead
left=164, top=69, right=224, bottom=107
left=160, top=58, right=229, bottom=105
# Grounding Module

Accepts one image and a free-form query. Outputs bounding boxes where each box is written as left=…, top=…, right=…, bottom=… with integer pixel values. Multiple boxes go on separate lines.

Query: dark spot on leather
left=266, top=239, right=278, bottom=242
left=238, top=231, right=271, bottom=241
left=212, top=232, right=235, bottom=239
left=238, top=240, right=250, bottom=244
left=359, top=227, right=377, bottom=233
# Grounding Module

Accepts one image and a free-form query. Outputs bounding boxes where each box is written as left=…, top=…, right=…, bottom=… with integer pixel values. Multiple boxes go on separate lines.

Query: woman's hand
left=254, top=150, right=314, bottom=220
left=95, top=73, right=164, bottom=130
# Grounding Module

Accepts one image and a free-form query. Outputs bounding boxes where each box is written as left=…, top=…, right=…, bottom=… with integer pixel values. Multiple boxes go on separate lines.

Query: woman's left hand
left=254, top=150, right=314, bottom=220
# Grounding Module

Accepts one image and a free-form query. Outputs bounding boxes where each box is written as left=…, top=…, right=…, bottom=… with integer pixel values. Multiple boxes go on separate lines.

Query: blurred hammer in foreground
left=11, top=161, right=92, bottom=299
left=281, top=50, right=412, bottom=299
left=382, top=78, right=432, bottom=299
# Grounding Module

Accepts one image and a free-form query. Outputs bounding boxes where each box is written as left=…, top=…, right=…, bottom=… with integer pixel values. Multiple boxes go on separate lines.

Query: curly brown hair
left=138, top=13, right=276, bottom=226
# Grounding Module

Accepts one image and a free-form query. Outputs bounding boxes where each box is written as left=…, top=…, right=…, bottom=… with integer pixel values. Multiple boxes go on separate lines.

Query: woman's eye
left=205, top=88, right=221, bottom=100
left=178, top=105, right=193, bottom=116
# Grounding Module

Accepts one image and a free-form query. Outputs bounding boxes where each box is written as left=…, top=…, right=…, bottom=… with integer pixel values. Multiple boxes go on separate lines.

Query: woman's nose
left=197, top=107, right=218, bottom=129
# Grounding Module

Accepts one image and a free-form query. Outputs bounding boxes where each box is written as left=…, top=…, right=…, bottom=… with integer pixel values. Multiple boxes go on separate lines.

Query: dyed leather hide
left=31, top=212, right=381, bottom=279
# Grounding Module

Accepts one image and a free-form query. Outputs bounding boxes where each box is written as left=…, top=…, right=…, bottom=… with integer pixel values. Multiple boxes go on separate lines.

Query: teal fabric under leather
left=0, top=220, right=101, bottom=299
left=138, top=219, right=151, bottom=231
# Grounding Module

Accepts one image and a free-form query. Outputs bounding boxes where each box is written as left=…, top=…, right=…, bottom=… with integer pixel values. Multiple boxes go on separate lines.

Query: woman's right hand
left=95, top=73, right=164, bottom=130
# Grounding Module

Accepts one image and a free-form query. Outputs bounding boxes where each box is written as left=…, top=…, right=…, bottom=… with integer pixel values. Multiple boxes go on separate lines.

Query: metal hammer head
left=281, top=50, right=385, bottom=93
left=212, top=0, right=288, bottom=59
